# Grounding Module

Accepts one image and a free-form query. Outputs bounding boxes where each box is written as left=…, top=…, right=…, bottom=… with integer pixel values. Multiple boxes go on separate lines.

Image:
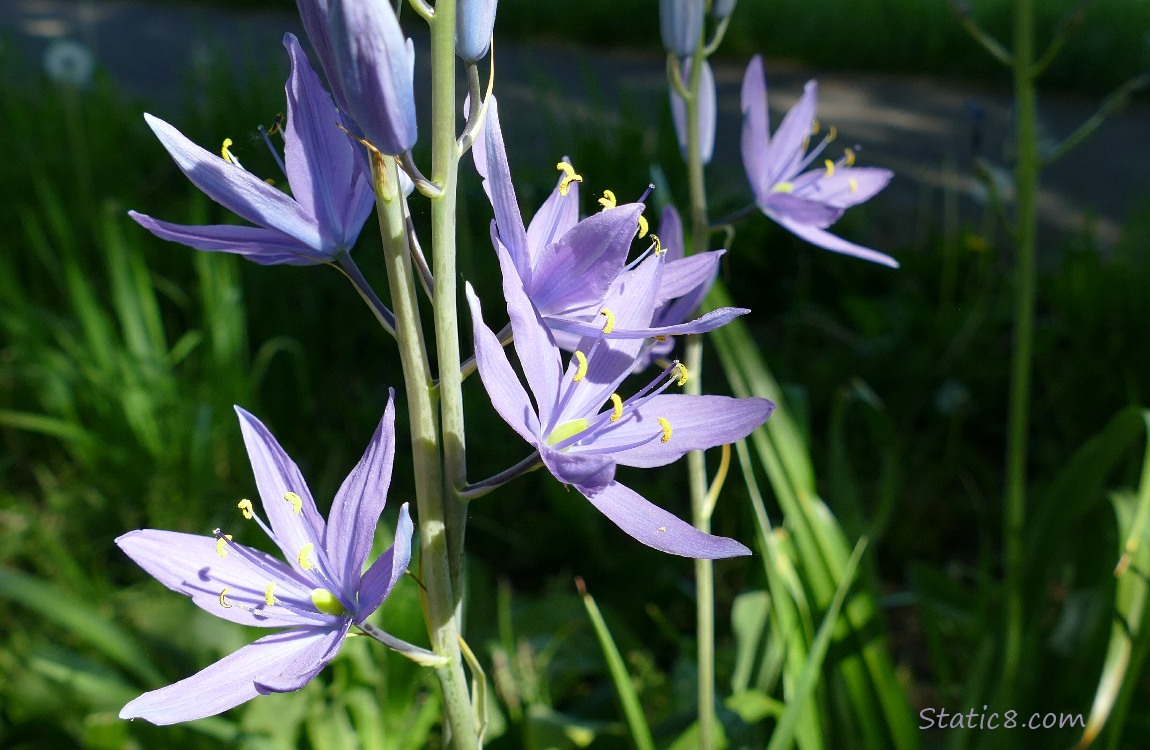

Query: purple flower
left=129, top=34, right=374, bottom=267
left=740, top=56, right=897, bottom=267
left=466, top=240, right=772, bottom=559
left=659, top=0, right=704, bottom=58
left=328, top=0, right=418, bottom=155
left=457, top=0, right=499, bottom=62
left=473, top=96, right=744, bottom=344
left=670, top=57, right=716, bottom=165
left=117, top=394, right=413, bottom=724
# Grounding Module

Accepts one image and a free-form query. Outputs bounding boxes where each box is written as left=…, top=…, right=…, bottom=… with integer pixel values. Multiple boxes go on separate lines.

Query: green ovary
left=311, top=588, right=349, bottom=616
left=546, top=418, right=589, bottom=447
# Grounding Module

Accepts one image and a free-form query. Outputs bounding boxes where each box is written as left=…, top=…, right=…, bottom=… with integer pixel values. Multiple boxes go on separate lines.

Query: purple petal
left=480, top=98, right=531, bottom=281
left=658, top=205, right=685, bottom=261
left=142, top=113, right=323, bottom=249
left=740, top=56, right=772, bottom=203
left=324, top=392, right=396, bottom=588
left=525, top=167, right=580, bottom=267
left=770, top=213, right=899, bottom=267
left=120, top=627, right=341, bottom=725
left=116, top=530, right=327, bottom=628
left=793, top=166, right=893, bottom=210
left=541, top=448, right=615, bottom=491
left=465, top=283, right=542, bottom=444
left=235, top=407, right=327, bottom=571
left=254, top=622, right=349, bottom=693
left=762, top=191, right=844, bottom=228
left=657, top=251, right=720, bottom=302
left=580, top=480, right=751, bottom=558
left=529, top=204, right=643, bottom=316
left=356, top=502, right=413, bottom=621
left=767, top=80, right=819, bottom=185
left=546, top=306, right=746, bottom=340
left=129, top=212, right=327, bottom=266
left=295, top=0, right=347, bottom=110
left=605, top=395, right=774, bottom=467
left=670, top=58, right=715, bottom=165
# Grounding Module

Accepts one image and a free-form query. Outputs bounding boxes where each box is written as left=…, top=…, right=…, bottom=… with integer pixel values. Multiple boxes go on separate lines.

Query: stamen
left=771, top=182, right=794, bottom=194
left=675, top=362, right=689, bottom=386
left=264, top=582, right=279, bottom=606
left=849, top=177, right=859, bottom=193
left=216, top=534, right=233, bottom=558
left=266, top=113, right=284, bottom=137
left=598, top=190, right=617, bottom=210
left=556, top=162, right=583, bottom=197
left=220, top=137, right=240, bottom=166
left=824, top=159, right=835, bottom=177
left=828, top=125, right=838, bottom=142
left=657, top=417, right=673, bottom=443
left=298, top=543, right=315, bottom=570
left=219, top=587, right=233, bottom=609
left=811, top=118, right=820, bottom=135
left=637, top=215, right=649, bottom=238
left=238, top=498, right=254, bottom=520
left=609, top=393, right=623, bottom=422
left=651, top=234, right=664, bottom=256
left=284, top=491, right=303, bottom=515
left=599, top=309, right=616, bottom=334
left=844, top=148, right=856, bottom=167
left=654, top=335, right=668, bottom=342
left=573, top=351, right=588, bottom=382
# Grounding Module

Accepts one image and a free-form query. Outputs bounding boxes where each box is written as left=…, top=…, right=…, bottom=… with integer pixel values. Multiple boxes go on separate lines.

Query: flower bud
left=328, top=0, right=417, bottom=155
left=659, top=0, right=704, bottom=58
left=710, top=0, right=736, bottom=20
left=670, top=58, right=715, bottom=164
left=457, top=0, right=498, bottom=62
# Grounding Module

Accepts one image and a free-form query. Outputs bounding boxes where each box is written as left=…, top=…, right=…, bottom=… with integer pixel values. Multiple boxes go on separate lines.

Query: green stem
left=682, top=39, right=716, bottom=750
left=1002, top=0, right=1038, bottom=708
left=371, top=154, right=476, bottom=750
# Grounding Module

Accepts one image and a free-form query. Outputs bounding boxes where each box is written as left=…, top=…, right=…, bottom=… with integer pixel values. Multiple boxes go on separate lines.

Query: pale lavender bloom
left=457, top=0, right=498, bottom=61
left=328, top=0, right=417, bottom=155
left=129, top=34, right=373, bottom=266
left=741, top=56, right=897, bottom=267
left=473, top=96, right=744, bottom=344
left=466, top=241, right=772, bottom=558
left=670, top=57, right=716, bottom=165
left=117, top=395, right=412, bottom=725
left=659, top=0, right=705, bottom=58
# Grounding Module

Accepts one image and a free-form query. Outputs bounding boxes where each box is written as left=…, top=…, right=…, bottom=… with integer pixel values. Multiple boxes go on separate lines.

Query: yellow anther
left=284, top=491, right=303, bottom=515
left=849, top=178, right=859, bottom=193
left=824, top=159, right=835, bottom=177
left=637, top=214, right=649, bottom=238
left=657, top=417, right=672, bottom=443
left=221, top=137, right=236, bottom=163
left=658, top=526, right=667, bottom=533
left=802, top=136, right=810, bottom=151
left=573, top=351, right=588, bottom=382
left=219, top=587, right=233, bottom=609
left=675, top=362, right=689, bottom=386
left=600, top=308, right=616, bottom=334
left=264, top=582, right=279, bottom=606
left=298, top=543, right=315, bottom=570
left=811, top=118, right=820, bottom=134
left=215, top=534, right=233, bottom=558
left=828, top=125, right=838, bottom=142
left=598, top=189, right=617, bottom=210
left=609, top=393, right=624, bottom=422
left=651, top=233, right=664, bottom=255
left=556, top=162, right=583, bottom=197
left=264, top=178, right=276, bottom=186
left=771, top=181, right=794, bottom=194
left=844, top=148, right=856, bottom=166
left=238, top=498, right=254, bottom=520
left=654, top=335, right=668, bottom=342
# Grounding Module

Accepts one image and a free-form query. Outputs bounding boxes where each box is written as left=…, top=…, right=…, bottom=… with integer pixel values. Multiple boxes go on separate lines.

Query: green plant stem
left=683, top=39, right=716, bottom=750
left=371, top=154, right=476, bottom=750
left=1002, top=0, right=1038, bottom=708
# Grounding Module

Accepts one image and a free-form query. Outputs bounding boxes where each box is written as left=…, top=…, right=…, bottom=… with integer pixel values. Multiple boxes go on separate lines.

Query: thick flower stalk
left=740, top=55, right=897, bottom=267
left=466, top=238, right=772, bottom=558
left=117, top=394, right=413, bottom=724
left=130, top=34, right=373, bottom=267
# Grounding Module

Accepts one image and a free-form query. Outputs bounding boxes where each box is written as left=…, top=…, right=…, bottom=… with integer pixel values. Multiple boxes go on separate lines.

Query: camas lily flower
left=466, top=239, right=773, bottom=558
left=117, top=394, right=414, bottom=725
left=740, top=55, right=897, bottom=267
left=129, top=34, right=374, bottom=268
left=473, top=96, right=744, bottom=344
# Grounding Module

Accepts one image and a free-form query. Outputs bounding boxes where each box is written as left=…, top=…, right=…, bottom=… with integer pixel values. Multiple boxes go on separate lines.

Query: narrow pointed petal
left=525, top=173, right=580, bottom=265
left=659, top=0, right=704, bottom=57
left=794, top=166, right=893, bottom=209
left=235, top=407, right=327, bottom=569
left=658, top=251, right=721, bottom=302
left=772, top=213, right=899, bottom=267
left=545, top=306, right=746, bottom=340
left=329, top=0, right=417, bottom=155
left=325, top=392, right=396, bottom=586
left=457, top=0, right=498, bottom=61
left=253, top=622, right=349, bottom=693
left=740, top=56, right=772, bottom=203
left=580, top=481, right=751, bottom=558
left=658, top=205, right=685, bottom=262
left=143, top=114, right=323, bottom=249
left=767, top=80, right=819, bottom=185
left=763, top=191, right=844, bottom=228
left=129, top=212, right=327, bottom=266
left=466, top=283, right=541, bottom=444
left=295, top=0, right=347, bottom=109
left=120, top=628, right=337, bottom=725
left=671, top=58, right=715, bottom=165
left=357, top=503, right=413, bottom=620
left=541, top=448, right=615, bottom=491
left=605, top=394, right=774, bottom=467
left=480, top=98, right=531, bottom=279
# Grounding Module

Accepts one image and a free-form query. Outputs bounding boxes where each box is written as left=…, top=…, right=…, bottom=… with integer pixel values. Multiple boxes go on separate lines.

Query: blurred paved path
left=5, top=0, right=1148, bottom=251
